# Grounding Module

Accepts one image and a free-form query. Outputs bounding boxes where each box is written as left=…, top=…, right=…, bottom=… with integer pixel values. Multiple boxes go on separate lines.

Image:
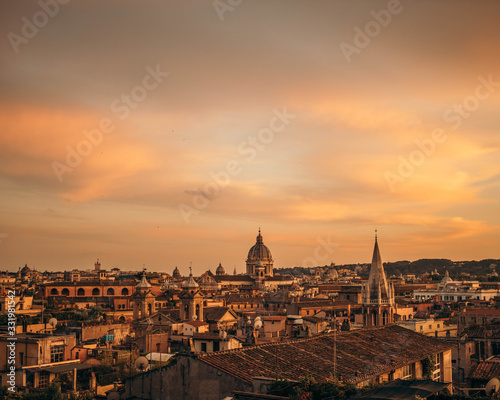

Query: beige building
left=397, top=318, right=457, bottom=338
left=0, top=332, right=87, bottom=390
left=192, top=333, right=242, bottom=353
left=0, top=293, right=39, bottom=316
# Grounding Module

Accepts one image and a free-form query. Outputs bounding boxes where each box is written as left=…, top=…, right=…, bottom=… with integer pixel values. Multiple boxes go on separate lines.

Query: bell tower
left=179, top=267, right=204, bottom=321
left=361, top=232, right=394, bottom=327
left=132, top=269, right=156, bottom=320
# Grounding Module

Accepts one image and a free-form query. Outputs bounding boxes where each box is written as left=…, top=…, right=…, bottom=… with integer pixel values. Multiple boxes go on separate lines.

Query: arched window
left=77, top=288, right=85, bottom=296
left=121, top=288, right=129, bottom=296
left=50, top=288, right=59, bottom=296
left=107, top=288, right=115, bottom=295
left=92, top=288, right=100, bottom=296
left=119, top=316, right=126, bottom=323
left=61, top=288, right=70, bottom=296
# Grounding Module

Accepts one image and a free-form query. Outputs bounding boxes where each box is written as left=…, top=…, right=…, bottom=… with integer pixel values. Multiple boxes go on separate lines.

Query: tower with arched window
left=132, top=270, right=156, bottom=320
left=179, top=268, right=204, bottom=322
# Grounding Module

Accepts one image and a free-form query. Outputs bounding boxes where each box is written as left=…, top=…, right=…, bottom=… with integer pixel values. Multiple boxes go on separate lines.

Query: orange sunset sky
left=1, top=1, right=499, bottom=274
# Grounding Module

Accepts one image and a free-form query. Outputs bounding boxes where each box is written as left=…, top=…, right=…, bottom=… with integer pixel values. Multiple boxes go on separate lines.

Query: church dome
left=325, top=267, right=338, bottom=281
left=441, top=270, right=454, bottom=285
left=173, top=266, right=181, bottom=279
left=21, top=264, right=31, bottom=275
left=216, top=263, right=225, bottom=276
left=247, top=229, right=272, bottom=261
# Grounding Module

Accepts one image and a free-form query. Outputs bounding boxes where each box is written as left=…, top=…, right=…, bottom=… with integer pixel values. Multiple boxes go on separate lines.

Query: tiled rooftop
left=464, top=308, right=500, bottom=315
left=204, top=306, right=236, bottom=322
left=468, top=359, right=500, bottom=380
left=197, top=325, right=452, bottom=385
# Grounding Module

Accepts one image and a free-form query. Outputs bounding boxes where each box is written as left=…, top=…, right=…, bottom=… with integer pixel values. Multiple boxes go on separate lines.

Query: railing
left=362, top=298, right=393, bottom=305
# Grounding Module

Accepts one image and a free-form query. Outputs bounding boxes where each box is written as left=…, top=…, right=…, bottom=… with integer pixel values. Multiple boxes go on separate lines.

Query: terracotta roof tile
left=197, top=325, right=452, bottom=385
left=468, top=360, right=500, bottom=380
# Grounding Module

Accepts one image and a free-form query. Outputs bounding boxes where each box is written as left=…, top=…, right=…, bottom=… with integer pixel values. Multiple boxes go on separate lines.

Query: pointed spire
left=366, top=234, right=392, bottom=305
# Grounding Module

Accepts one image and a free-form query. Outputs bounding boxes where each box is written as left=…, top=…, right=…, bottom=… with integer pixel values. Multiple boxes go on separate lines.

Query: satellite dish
left=135, top=356, right=149, bottom=371
left=485, top=378, right=500, bottom=395
left=49, top=318, right=58, bottom=328
left=107, top=392, right=120, bottom=400
left=254, top=320, right=263, bottom=330
left=219, top=331, right=227, bottom=340
left=192, top=314, right=198, bottom=321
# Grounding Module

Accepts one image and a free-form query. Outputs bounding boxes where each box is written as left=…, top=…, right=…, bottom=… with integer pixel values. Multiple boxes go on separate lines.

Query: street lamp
left=245, top=316, right=262, bottom=345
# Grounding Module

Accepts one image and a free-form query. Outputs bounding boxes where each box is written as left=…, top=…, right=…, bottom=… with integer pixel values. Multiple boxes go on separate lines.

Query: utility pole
left=333, top=316, right=337, bottom=381
left=159, top=313, right=163, bottom=399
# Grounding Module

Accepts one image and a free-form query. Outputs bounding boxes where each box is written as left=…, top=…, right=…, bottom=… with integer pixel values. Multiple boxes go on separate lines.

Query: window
left=50, top=288, right=59, bottom=296
left=433, top=355, right=441, bottom=381
left=107, top=288, right=115, bottom=295
left=20, top=352, right=24, bottom=366
left=213, top=341, right=220, bottom=352
left=121, top=288, right=129, bottom=296
left=51, top=345, right=65, bottom=363
left=61, top=288, right=70, bottom=296
left=38, top=372, right=49, bottom=389
left=92, top=288, right=100, bottom=296
left=77, top=288, right=85, bottom=296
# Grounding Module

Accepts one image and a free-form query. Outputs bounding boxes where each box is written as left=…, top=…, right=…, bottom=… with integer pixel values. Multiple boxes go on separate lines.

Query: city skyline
left=1, top=1, right=500, bottom=273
